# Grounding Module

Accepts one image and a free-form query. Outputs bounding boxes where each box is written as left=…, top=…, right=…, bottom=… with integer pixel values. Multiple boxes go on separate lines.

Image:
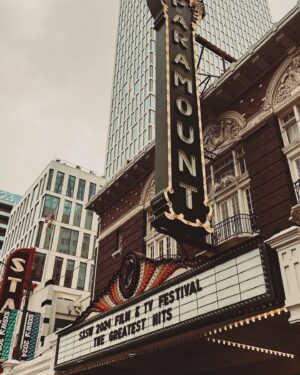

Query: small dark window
left=32, top=252, right=46, bottom=282
left=52, top=257, right=63, bottom=285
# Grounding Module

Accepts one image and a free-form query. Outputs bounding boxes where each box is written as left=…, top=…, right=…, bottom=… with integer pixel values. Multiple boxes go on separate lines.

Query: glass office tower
left=105, top=0, right=272, bottom=179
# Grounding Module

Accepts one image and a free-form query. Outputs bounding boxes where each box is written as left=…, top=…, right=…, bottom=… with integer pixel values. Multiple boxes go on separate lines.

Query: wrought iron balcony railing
left=294, top=179, right=300, bottom=203
left=206, top=214, right=257, bottom=246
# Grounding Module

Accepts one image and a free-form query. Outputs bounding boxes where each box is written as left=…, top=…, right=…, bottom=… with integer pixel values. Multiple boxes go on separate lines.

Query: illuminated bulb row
left=206, top=337, right=295, bottom=359
left=205, top=307, right=288, bottom=336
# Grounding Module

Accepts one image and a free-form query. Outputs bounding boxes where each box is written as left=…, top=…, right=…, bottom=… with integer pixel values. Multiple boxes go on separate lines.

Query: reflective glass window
left=81, top=234, right=90, bottom=259
left=73, top=204, right=82, bottom=227
left=66, top=176, right=76, bottom=198
left=57, top=228, right=78, bottom=256
left=85, top=210, right=93, bottom=230
left=52, top=257, right=63, bottom=285
left=32, top=252, right=46, bottom=282
left=88, top=183, right=97, bottom=201
left=42, top=195, right=60, bottom=218
left=77, top=179, right=86, bottom=201
left=64, top=260, right=75, bottom=288
left=54, top=172, right=65, bottom=194
left=77, top=263, right=87, bottom=290
left=62, top=201, right=72, bottom=224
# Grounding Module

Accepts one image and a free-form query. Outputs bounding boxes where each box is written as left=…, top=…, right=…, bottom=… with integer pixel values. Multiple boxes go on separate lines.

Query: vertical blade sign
left=0, top=248, right=36, bottom=313
left=147, top=0, right=213, bottom=240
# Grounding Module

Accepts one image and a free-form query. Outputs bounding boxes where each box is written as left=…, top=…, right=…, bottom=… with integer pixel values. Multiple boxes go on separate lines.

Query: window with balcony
left=205, top=146, right=256, bottom=246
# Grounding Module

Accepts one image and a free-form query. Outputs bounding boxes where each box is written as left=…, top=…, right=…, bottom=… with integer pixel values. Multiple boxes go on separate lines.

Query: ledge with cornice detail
left=266, top=226, right=300, bottom=324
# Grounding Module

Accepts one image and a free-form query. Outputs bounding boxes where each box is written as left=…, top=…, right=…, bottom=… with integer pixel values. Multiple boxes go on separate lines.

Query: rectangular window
left=64, top=260, right=75, bottom=288
left=214, top=154, right=235, bottom=184
left=44, top=226, right=54, bottom=250
left=236, top=147, right=247, bottom=174
left=166, top=237, right=171, bottom=257
left=296, top=158, right=300, bottom=178
left=73, top=204, right=82, bottom=227
left=57, top=228, right=78, bottom=256
left=85, top=210, right=93, bottom=230
left=62, top=201, right=72, bottom=224
left=54, top=172, right=65, bottom=194
left=159, top=240, right=164, bottom=259
left=30, top=185, right=38, bottom=207
left=42, top=195, right=60, bottom=218
left=35, top=222, right=43, bottom=247
left=46, top=169, right=54, bottom=190
left=52, top=257, right=63, bottom=286
left=150, top=245, right=154, bottom=259
left=88, top=265, right=95, bottom=292
left=77, top=263, right=87, bottom=291
left=32, top=252, right=46, bottom=282
left=66, top=176, right=76, bottom=198
left=88, top=183, right=97, bottom=201
left=81, top=234, right=90, bottom=259
left=77, top=179, right=86, bottom=201
left=282, top=110, right=299, bottom=143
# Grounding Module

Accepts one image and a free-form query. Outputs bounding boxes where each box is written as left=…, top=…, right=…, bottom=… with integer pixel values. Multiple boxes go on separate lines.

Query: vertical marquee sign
left=147, top=0, right=213, bottom=241
left=0, top=248, right=36, bottom=312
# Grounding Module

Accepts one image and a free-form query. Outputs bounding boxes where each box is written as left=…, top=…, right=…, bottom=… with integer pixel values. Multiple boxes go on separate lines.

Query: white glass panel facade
left=105, top=0, right=272, bottom=179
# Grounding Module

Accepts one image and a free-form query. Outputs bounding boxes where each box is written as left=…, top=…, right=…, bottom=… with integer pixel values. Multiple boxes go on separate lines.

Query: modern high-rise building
left=2, top=159, right=105, bottom=344
left=105, top=0, right=272, bottom=179
left=0, top=190, right=21, bottom=251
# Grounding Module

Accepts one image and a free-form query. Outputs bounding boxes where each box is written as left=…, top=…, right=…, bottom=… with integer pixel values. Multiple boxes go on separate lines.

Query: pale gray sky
left=0, top=0, right=297, bottom=195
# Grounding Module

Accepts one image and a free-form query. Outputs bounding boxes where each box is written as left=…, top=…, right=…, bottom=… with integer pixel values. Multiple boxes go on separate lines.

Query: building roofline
left=202, top=2, right=300, bottom=101
left=86, top=141, right=155, bottom=213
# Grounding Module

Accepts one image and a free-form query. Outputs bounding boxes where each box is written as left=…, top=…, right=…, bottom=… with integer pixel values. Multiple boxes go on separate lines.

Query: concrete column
left=266, top=226, right=300, bottom=324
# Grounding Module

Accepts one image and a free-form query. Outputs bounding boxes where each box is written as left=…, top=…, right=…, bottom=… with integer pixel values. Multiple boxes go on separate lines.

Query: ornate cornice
left=204, top=111, right=246, bottom=153
left=140, top=172, right=155, bottom=208
left=263, top=47, right=300, bottom=113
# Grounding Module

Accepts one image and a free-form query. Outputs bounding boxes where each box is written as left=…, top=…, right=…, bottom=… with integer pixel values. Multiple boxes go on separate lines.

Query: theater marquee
left=147, top=0, right=213, bottom=239
left=55, top=238, right=283, bottom=370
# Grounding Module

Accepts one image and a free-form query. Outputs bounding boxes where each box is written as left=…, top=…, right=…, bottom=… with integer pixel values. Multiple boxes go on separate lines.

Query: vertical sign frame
left=147, top=0, right=213, bottom=243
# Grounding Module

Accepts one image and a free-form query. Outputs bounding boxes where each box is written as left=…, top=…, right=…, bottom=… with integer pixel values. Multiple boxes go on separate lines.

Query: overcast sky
left=0, top=0, right=298, bottom=195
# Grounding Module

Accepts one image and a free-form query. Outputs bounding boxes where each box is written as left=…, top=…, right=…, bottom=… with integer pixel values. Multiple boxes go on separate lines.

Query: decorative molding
left=209, top=175, right=238, bottom=196
left=274, top=52, right=300, bottom=107
left=204, top=111, right=246, bottom=153
left=266, top=226, right=300, bottom=324
left=241, top=50, right=300, bottom=139
left=263, top=48, right=300, bottom=113
left=140, top=172, right=155, bottom=208
left=290, top=204, right=300, bottom=225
